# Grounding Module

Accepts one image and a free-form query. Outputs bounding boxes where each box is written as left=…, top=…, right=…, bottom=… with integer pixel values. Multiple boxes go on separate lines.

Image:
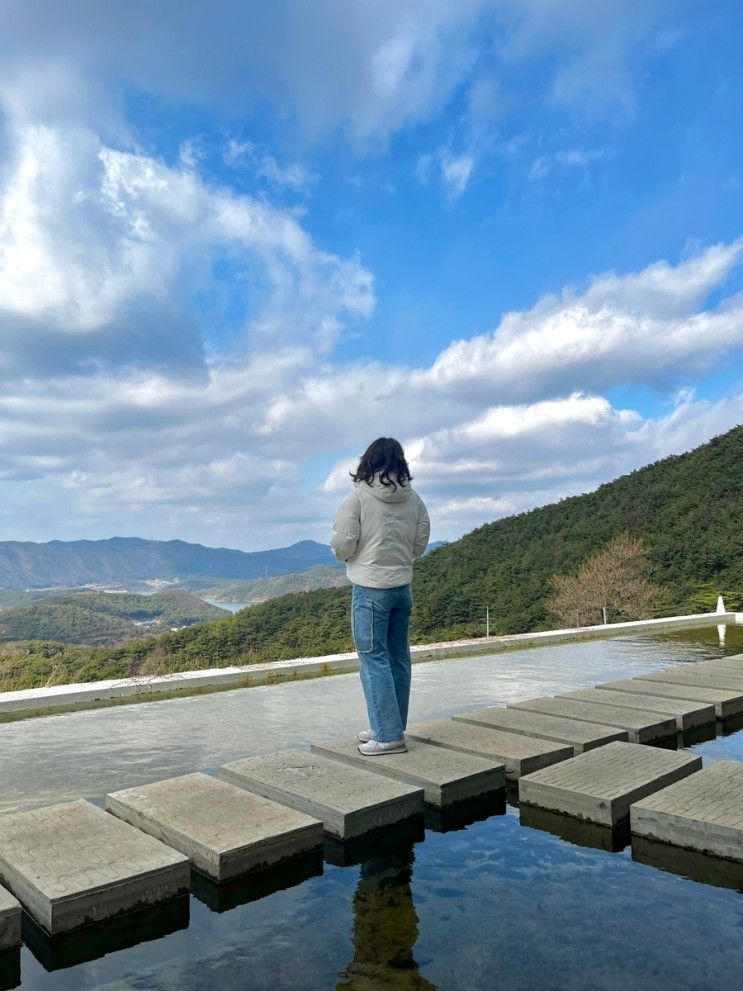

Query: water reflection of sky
left=4, top=624, right=743, bottom=990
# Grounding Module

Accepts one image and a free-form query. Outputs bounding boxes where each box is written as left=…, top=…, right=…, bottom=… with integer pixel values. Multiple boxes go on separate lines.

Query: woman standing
left=331, top=437, right=430, bottom=755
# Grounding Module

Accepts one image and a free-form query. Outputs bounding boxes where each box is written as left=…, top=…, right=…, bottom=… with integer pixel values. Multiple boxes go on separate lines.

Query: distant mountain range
left=0, top=537, right=336, bottom=589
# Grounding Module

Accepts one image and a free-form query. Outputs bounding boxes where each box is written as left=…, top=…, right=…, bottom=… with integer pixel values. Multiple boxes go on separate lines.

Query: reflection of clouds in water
left=412, top=809, right=743, bottom=988
left=27, top=859, right=356, bottom=990
left=0, top=628, right=730, bottom=814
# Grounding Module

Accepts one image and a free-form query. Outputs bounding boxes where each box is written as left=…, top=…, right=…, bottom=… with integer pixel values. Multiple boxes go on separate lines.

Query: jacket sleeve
left=412, top=497, right=431, bottom=559
left=330, top=490, right=361, bottom=562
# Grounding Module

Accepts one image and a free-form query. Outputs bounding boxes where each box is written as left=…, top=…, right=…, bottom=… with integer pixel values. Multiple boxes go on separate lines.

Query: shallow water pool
left=2, top=624, right=743, bottom=990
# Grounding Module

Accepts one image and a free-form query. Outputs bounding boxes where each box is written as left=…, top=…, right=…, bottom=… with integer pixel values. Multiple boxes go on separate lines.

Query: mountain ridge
left=0, top=537, right=335, bottom=589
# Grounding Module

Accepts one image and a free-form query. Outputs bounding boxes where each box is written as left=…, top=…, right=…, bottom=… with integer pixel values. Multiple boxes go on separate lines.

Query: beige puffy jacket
left=330, top=476, right=431, bottom=588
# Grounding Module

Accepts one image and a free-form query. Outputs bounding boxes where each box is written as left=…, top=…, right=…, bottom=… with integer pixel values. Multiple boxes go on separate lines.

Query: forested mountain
left=0, top=589, right=227, bottom=646
left=1, top=426, right=741, bottom=691
left=0, top=537, right=335, bottom=589
left=203, top=564, right=348, bottom=604
left=411, top=425, right=742, bottom=637
left=203, top=547, right=444, bottom=605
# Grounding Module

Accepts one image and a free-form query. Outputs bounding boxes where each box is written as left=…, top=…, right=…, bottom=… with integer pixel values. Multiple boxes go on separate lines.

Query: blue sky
left=0, top=1, right=741, bottom=549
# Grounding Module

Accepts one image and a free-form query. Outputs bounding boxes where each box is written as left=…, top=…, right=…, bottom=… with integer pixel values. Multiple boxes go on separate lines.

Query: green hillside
left=413, top=425, right=742, bottom=638
left=1, top=426, right=741, bottom=691
left=203, top=564, right=348, bottom=604
left=0, top=589, right=227, bottom=646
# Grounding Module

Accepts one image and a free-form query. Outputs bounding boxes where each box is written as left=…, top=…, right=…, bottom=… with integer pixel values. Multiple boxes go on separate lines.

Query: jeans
left=351, top=583, right=413, bottom=743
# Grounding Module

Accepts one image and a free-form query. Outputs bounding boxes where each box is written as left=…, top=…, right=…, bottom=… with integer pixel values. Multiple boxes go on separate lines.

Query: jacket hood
left=360, top=475, right=413, bottom=503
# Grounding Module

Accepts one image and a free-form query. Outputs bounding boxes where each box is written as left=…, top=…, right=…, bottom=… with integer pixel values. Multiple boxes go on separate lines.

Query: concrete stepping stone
left=518, top=740, right=701, bottom=827
left=0, top=886, right=20, bottom=951
left=560, top=687, right=715, bottom=731
left=631, top=759, right=743, bottom=861
left=510, top=696, right=677, bottom=743
left=693, top=653, right=743, bottom=665
left=21, top=896, right=189, bottom=973
left=519, top=804, right=630, bottom=853
left=191, top=849, right=323, bottom=913
left=452, top=706, right=627, bottom=754
left=220, top=749, right=423, bottom=841
left=404, top=719, right=572, bottom=779
left=323, top=817, right=424, bottom=868
left=106, top=772, right=323, bottom=882
left=688, top=660, right=743, bottom=677
left=690, top=656, right=743, bottom=668
left=425, top=793, right=507, bottom=834
left=311, top=737, right=505, bottom=808
left=632, top=835, right=743, bottom=893
left=637, top=669, right=743, bottom=692
left=0, top=800, right=189, bottom=935
left=595, top=678, right=743, bottom=719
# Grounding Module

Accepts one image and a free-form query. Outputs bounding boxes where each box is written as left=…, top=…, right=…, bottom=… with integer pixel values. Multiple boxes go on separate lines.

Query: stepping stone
left=0, top=800, right=189, bottom=935
left=694, top=653, right=743, bottom=665
left=21, top=896, right=190, bottom=973
left=404, top=719, right=572, bottom=779
left=632, top=835, right=743, bottom=893
left=452, top=707, right=627, bottom=754
left=311, top=738, right=505, bottom=808
left=561, top=687, right=715, bottom=731
left=106, top=772, right=323, bottom=882
left=510, top=696, right=677, bottom=743
left=637, top=669, right=743, bottom=693
left=691, top=656, right=743, bottom=667
left=690, top=659, right=743, bottom=676
left=518, top=740, right=701, bottom=827
left=220, top=750, right=423, bottom=841
left=631, top=760, right=743, bottom=861
left=191, top=849, right=323, bottom=913
left=425, top=793, right=507, bottom=834
left=324, top=816, right=424, bottom=868
left=595, top=678, right=743, bottom=719
left=0, top=886, right=20, bottom=951
left=519, top=804, right=630, bottom=853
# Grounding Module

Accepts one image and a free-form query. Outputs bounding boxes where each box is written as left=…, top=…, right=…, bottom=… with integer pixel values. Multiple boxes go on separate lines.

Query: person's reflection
left=336, top=842, right=437, bottom=990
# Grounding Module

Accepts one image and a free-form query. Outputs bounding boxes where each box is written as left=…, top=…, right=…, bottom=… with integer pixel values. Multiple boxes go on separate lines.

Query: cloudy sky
left=0, top=1, right=741, bottom=550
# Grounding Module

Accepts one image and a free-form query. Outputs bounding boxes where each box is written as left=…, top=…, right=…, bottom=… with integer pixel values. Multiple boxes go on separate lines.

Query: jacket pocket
left=351, top=602, right=374, bottom=654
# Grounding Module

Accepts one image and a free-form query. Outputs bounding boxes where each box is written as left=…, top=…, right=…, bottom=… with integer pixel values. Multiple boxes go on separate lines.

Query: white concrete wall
left=0, top=611, right=738, bottom=719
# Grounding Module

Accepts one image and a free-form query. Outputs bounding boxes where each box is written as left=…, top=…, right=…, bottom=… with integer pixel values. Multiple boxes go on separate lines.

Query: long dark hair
left=351, top=437, right=412, bottom=490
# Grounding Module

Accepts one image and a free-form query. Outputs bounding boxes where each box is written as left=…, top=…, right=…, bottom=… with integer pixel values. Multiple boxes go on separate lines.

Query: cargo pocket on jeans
left=351, top=603, right=374, bottom=654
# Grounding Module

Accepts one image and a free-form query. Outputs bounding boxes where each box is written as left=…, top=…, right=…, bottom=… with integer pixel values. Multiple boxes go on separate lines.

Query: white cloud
left=0, top=1, right=678, bottom=146
left=417, top=240, right=743, bottom=402
left=529, top=148, right=605, bottom=180
left=261, top=240, right=743, bottom=450
left=322, top=390, right=743, bottom=538
left=0, top=235, right=741, bottom=545
left=0, top=118, right=373, bottom=368
left=499, top=0, right=674, bottom=111
left=223, top=140, right=316, bottom=191
left=440, top=150, right=476, bottom=198
left=0, top=1, right=489, bottom=145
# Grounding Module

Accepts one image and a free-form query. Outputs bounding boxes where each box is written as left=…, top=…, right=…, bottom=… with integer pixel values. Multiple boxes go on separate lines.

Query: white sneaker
left=357, top=738, right=407, bottom=756
left=357, top=730, right=373, bottom=743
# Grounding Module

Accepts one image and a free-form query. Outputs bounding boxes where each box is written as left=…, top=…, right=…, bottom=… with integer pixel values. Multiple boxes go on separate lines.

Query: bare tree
left=547, top=534, right=662, bottom=628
